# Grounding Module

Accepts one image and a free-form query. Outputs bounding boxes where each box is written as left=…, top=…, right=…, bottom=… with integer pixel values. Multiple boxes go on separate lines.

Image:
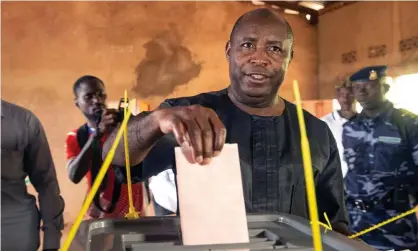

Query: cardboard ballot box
left=70, top=214, right=376, bottom=251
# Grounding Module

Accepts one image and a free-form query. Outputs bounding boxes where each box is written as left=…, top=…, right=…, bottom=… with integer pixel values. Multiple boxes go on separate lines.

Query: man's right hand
left=98, top=108, right=119, bottom=134
left=153, top=105, right=227, bottom=165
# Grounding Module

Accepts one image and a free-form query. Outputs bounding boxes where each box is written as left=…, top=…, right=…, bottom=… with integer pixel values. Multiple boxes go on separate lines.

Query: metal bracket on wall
left=341, top=50, right=357, bottom=64
left=400, top=36, right=418, bottom=52
left=368, top=44, right=387, bottom=58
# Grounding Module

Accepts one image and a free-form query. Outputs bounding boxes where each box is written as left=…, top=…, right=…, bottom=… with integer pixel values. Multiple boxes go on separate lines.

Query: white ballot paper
left=175, top=143, right=249, bottom=246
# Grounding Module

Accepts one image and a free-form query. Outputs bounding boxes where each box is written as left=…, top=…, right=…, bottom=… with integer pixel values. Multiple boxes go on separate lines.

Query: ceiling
left=248, top=1, right=356, bottom=25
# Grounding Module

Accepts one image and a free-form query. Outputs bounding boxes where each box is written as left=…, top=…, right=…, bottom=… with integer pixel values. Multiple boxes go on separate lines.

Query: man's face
left=75, top=81, right=107, bottom=120
left=226, top=17, right=292, bottom=105
left=336, top=87, right=354, bottom=111
left=352, top=80, right=387, bottom=110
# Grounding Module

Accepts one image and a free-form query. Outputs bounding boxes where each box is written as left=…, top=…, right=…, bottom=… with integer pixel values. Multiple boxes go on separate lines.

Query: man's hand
left=154, top=105, right=226, bottom=165
left=98, top=108, right=119, bottom=134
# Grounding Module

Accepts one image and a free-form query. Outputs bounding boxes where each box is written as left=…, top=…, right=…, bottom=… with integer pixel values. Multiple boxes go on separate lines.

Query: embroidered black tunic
left=115, top=89, right=348, bottom=225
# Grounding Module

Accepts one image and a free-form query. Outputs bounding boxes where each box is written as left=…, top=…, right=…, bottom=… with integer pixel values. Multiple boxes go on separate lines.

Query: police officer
left=343, top=65, right=418, bottom=251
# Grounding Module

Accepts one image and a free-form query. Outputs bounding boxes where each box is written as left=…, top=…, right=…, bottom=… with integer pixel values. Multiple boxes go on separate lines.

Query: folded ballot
left=175, top=143, right=249, bottom=246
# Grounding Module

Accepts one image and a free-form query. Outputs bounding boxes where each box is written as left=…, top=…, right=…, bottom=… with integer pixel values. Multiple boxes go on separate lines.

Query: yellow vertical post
left=293, top=80, right=323, bottom=251
left=123, top=90, right=140, bottom=219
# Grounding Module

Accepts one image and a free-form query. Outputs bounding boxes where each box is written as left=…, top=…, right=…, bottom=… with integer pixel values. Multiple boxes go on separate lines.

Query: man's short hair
left=335, top=78, right=352, bottom=91
left=229, top=8, right=294, bottom=50
left=73, top=75, right=104, bottom=96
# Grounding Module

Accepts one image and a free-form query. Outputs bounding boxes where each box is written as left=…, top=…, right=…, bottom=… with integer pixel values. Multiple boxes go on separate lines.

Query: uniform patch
left=378, top=136, right=401, bottom=144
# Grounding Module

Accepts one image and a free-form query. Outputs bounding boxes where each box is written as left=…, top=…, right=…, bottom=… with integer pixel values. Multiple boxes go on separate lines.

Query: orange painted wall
left=318, top=1, right=418, bottom=99
left=302, top=99, right=333, bottom=118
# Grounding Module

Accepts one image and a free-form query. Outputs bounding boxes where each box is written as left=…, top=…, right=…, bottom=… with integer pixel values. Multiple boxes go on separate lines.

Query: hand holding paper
left=154, top=105, right=226, bottom=164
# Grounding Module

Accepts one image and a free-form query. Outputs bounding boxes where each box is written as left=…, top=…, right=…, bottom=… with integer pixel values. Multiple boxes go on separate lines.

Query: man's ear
left=74, top=97, right=79, bottom=107
left=289, top=49, right=294, bottom=62
left=225, top=41, right=231, bottom=62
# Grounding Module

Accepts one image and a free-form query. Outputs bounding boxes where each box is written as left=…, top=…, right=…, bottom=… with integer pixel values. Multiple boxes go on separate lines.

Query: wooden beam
left=243, top=1, right=318, bottom=25
left=319, top=1, right=358, bottom=15
left=267, top=1, right=318, bottom=16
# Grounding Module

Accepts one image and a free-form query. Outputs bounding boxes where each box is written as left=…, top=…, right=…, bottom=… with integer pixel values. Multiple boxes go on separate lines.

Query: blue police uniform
left=343, top=66, right=418, bottom=251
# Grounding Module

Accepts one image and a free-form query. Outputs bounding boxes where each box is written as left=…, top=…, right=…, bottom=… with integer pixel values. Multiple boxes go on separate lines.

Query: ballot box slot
left=121, top=228, right=302, bottom=250
left=112, top=217, right=180, bottom=233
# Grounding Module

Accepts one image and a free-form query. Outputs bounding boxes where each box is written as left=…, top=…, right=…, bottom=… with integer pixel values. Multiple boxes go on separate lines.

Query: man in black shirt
left=104, top=8, right=350, bottom=235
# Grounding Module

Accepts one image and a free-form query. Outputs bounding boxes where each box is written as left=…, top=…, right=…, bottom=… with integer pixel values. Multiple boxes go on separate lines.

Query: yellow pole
left=349, top=207, right=418, bottom=239
left=123, top=91, right=139, bottom=219
left=293, top=80, right=323, bottom=251
left=61, top=110, right=132, bottom=251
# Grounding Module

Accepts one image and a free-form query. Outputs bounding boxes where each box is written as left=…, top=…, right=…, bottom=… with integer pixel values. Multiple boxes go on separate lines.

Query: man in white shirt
left=321, top=81, right=356, bottom=178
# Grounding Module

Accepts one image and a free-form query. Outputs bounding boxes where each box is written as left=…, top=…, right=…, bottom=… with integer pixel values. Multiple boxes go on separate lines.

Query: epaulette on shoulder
left=398, top=108, right=418, bottom=119
left=348, top=113, right=360, bottom=122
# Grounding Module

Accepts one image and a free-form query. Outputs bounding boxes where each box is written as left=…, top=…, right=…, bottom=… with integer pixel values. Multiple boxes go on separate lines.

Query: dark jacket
left=117, top=89, right=348, bottom=225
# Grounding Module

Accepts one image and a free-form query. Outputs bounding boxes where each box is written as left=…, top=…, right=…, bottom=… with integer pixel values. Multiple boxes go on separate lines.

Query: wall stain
left=132, top=25, right=202, bottom=98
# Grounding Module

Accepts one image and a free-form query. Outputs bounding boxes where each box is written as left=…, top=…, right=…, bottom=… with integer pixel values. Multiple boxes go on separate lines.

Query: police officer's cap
left=349, top=65, right=388, bottom=82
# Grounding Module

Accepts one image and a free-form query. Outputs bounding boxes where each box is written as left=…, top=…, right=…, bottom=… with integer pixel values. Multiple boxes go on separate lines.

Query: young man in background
left=65, top=75, right=144, bottom=219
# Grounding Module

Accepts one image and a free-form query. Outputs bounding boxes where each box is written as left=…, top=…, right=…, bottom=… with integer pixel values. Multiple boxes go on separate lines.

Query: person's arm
left=409, top=116, right=418, bottom=166
left=103, top=111, right=163, bottom=168
left=103, top=102, right=226, bottom=181
left=408, top=117, right=418, bottom=206
left=112, top=132, right=178, bottom=184
left=316, top=126, right=351, bottom=236
left=66, top=133, right=95, bottom=183
left=25, top=114, right=64, bottom=251
left=109, top=119, right=180, bottom=183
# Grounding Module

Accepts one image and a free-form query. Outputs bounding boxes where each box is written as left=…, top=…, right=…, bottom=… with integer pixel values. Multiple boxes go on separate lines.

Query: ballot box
left=71, top=214, right=376, bottom=251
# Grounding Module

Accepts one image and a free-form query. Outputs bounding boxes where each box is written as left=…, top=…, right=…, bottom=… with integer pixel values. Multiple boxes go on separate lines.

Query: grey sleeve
left=25, top=114, right=65, bottom=249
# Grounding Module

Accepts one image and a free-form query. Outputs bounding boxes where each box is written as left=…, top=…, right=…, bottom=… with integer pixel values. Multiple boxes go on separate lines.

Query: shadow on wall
left=132, top=24, right=202, bottom=98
